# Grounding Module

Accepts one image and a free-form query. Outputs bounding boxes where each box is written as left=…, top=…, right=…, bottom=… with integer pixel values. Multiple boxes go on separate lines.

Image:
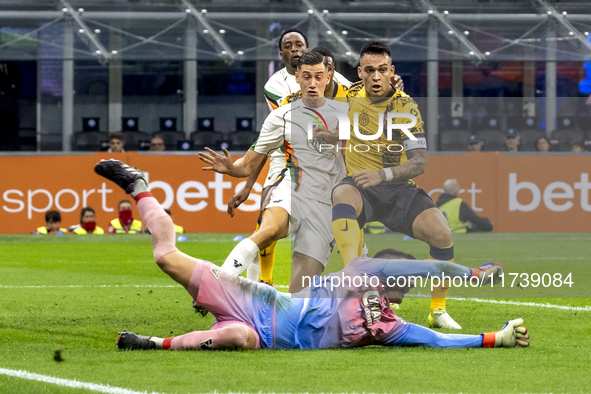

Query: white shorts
left=265, top=177, right=291, bottom=215
left=263, top=154, right=286, bottom=189
left=266, top=180, right=334, bottom=267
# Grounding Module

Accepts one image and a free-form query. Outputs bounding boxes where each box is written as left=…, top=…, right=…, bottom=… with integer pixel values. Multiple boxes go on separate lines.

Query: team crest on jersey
left=362, top=290, right=382, bottom=326
left=359, top=110, right=370, bottom=126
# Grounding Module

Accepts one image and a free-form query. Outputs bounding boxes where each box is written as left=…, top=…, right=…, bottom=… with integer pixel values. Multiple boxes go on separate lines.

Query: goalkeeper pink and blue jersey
left=188, top=257, right=483, bottom=349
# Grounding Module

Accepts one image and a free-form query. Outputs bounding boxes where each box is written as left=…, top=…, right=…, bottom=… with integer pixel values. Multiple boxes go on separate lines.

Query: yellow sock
left=430, top=284, right=450, bottom=311
left=332, top=218, right=361, bottom=265
left=429, top=244, right=454, bottom=312
left=259, top=240, right=277, bottom=284
left=357, top=230, right=365, bottom=256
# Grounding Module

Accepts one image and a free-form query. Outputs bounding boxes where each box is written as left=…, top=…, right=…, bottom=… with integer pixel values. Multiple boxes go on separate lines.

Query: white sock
left=221, top=238, right=260, bottom=275
left=130, top=178, right=148, bottom=198
left=150, top=336, right=164, bottom=349
left=246, top=257, right=261, bottom=281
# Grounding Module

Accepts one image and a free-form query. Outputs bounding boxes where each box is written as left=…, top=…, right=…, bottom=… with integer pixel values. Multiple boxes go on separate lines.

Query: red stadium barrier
left=2, top=152, right=267, bottom=234
left=416, top=152, right=591, bottom=232
left=1, top=152, right=589, bottom=233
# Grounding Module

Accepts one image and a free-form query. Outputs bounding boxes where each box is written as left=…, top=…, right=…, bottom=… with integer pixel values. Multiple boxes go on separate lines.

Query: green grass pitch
left=0, top=233, right=590, bottom=393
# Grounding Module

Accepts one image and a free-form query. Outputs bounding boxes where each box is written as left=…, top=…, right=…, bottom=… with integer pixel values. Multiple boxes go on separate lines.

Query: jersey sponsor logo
left=362, top=290, right=382, bottom=326
left=272, top=199, right=283, bottom=203
left=210, top=267, right=221, bottom=279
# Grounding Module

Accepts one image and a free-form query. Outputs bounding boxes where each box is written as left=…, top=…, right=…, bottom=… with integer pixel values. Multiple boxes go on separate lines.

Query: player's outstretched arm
left=199, top=147, right=266, bottom=178
left=379, top=319, right=529, bottom=349
left=228, top=156, right=269, bottom=217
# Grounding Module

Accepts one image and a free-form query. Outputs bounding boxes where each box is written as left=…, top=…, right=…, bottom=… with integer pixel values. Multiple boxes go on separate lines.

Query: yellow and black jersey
left=279, top=80, right=350, bottom=106
left=344, top=86, right=426, bottom=176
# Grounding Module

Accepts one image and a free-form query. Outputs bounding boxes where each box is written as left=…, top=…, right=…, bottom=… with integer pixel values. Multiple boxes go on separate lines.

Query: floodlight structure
left=60, top=0, right=110, bottom=63
left=181, top=0, right=236, bottom=64
left=416, top=0, right=486, bottom=64
left=300, top=0, right=357, bottom=66
left=529, top=0, right=591, bottom=57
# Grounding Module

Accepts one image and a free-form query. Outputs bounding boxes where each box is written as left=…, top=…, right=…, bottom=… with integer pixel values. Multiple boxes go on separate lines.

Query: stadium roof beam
left=529, top=0, right=591, bottom=56
left=300, top=0, right=357, bottom=66
left=180, top=0, right=236, bottom=63
left=3, top=11, right=591, bottom=23
left=415, top=0, right=486, bottom=63
left=59, top=0, right=110, bottom=62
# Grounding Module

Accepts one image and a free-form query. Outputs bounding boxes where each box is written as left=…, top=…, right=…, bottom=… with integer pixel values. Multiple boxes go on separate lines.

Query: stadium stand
left=439, top=130, right=472, bottom=151
left=476, top=129, right=505, bottom=152
left=229, top=131, right=259, bottom=151
left=551, top=129, right=587, bottom=152
left=122, top=130, right=150, bottom=151
left=439, top=117, right=471, bottom=151
left=191, top=130, right=220, bottom=150
left=520, top=130, right=547, bottom=152
left=73, top=131, right=108, bottom=151
left=154, top=131, right=185, bottom=151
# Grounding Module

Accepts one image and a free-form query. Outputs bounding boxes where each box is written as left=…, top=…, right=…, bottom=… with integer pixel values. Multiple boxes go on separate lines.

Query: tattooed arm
left=352, top=149, right=427, bottom=189
left=379, top=149, right=427, bottom=181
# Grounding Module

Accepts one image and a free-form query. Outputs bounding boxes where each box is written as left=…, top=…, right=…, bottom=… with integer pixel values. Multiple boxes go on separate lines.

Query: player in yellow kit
left=331, top=42, right=460, bottom=330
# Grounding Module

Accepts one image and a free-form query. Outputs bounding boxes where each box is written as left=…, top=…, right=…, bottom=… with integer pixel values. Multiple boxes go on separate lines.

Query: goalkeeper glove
left=482, top=318, right=530, bottom=348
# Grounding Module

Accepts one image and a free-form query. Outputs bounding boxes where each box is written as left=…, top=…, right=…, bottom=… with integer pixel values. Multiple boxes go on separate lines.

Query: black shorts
left=335, top=177, right=437, bottom=237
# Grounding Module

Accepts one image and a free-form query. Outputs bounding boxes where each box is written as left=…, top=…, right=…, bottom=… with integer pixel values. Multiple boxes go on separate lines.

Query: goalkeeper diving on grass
left=94, top=159, right=530, bottom=351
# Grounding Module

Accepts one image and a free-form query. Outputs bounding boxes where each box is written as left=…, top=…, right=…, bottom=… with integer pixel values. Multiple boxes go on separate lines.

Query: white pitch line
left=0, top=367, right=167, bottom=394
left=0, top=284, right=180, bottom=289
left=0, top=283, right=290, bottom=290
left=1, top=284, right=588, bottom=311
left=450, top=297, right=591, bottom=311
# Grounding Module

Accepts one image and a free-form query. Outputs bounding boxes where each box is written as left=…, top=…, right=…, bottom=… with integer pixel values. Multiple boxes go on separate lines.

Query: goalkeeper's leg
left=118, top=322, right=259, bottom=351
left=94, top=159, right=197, bottom=289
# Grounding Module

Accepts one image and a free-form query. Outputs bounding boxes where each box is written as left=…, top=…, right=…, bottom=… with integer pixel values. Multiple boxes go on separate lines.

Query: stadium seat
left=229, top=131, right=259, bottom=151
left=73, top=131, right=108, bottom=151
left=556, top=116, right=578, bottom=131
left=122, top=117, right=140, bottom=132
left=476, top=129, right=505, bottom=152
left=440, top=117, right=469, bottom=133
left=578, top=116, right=591, bottom=132
left=439, top=130, right=471, bottom=151
left=159, top=117, right=177, bottom=132
left=154, top=131, right=186, bottom=150
left=122, top=131, right=150, bottom=151
left=551, top=129, right=586, bottom=151
left=191, top=130, right=220, bottom=150
left=18, top=127, right=36, bottom=151
left=520, top=130, right=546, bottom=152
left=197, top=117, right=215, bottom=132
left=473, top=116, right=502, bottom=132
left=236, top=117, right=254, bottom=132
